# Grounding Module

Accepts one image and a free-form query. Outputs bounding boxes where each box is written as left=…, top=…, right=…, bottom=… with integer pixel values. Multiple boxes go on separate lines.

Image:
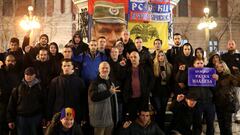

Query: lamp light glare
left=204, top=7, right=210, bottom=14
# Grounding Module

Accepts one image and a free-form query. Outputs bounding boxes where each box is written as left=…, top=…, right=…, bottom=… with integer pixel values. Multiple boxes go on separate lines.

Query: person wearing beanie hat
left=45, top=107, right=83, bottom=135
left=207, top=51, right=221, bottom=68
left=7, top=66, right=44, bottom=135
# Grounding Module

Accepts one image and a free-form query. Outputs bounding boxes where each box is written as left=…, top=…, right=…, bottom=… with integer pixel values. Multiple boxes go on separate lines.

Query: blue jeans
left=16, top=114, right=43, bottom=135
left=193, top=102, right=215, bottom=135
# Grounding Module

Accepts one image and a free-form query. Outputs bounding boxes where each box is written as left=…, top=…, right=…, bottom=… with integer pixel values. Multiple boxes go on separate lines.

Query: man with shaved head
left=120, top=30, right=136, bottom=58
left=221, top=39, right=240, bottom=124
left=123, top=51, right=154, bottom=120
left=88, top=61, right=119, bottom=135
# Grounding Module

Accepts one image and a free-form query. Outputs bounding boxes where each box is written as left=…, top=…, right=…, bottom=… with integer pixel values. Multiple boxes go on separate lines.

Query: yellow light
left=28, top=6, right=34, bottom=12
left=20, top=15, right=40, bottom=30
left=203, top=7, right=210, bottom=14
left=20, top=6, right=40, bottom=31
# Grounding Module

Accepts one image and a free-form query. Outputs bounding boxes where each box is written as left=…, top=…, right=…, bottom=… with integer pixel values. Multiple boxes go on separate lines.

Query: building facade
left=0, top=0, right=239, bottom=52
left=173, top=0, right=240, bottom=52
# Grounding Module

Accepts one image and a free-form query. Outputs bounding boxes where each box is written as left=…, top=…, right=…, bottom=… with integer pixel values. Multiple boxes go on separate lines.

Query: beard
left=6, top=64, right=17, bottom=71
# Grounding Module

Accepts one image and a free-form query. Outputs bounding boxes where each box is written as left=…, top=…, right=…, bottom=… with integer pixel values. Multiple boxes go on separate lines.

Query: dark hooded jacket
left=175, top=43, right=194, bottom=70
left=7, top=78, right=44, bottom=122
left=108, top=57, right=127, bottom=103
left=134, top=46, right=153, bottom=68
left=48, top=74, right=86, bottom=122
left=169, top=100, right=195, bottom=135
left=5, top=48, right=24, bottom=70
left=118, top=119, right=165, bottom=135
left=120, top=38, right=136, bottom=58
left=123, top=64, right=154, bottom=106
left=213, top=73, right=240, bottom=113
left=0, top=65, right=22, bottom=123
left=0, top=65, right=22, bottom=104
left=49, top=43, right=64, bottom=78
left=221, top=51, right=240, bottom=74
left=166, top=45, right=182, bottom=65
left=71, top=31, right=89, bottom=56
left=22, top=34, right=49, bottom=60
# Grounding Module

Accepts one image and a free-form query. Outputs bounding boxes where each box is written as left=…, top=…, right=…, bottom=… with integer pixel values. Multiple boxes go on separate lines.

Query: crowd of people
left=0, top=30, right=240, bottom=135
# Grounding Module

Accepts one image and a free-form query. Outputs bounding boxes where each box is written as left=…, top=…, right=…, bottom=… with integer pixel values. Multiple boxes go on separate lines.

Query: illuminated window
left=209, top=37, right=219, bottom=52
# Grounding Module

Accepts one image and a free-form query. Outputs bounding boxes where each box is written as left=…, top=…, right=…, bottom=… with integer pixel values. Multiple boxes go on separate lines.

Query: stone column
left=53, top=0, right=61, bottom=15
left=65, top=0, right=72, bottom=14
left=0, top=0, right=3, bottom=16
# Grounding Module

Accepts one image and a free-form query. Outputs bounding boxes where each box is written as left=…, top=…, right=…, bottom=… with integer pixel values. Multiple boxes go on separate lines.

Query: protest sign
left=188, top=68, right=216, bottom=87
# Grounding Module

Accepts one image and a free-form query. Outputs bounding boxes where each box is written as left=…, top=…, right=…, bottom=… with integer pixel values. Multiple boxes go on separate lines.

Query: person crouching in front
left=45, top=107, right=83, bottom=135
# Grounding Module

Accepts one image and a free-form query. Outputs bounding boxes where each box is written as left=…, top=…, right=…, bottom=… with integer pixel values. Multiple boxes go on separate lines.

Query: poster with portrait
left=88, top=0, right=170, bottom=50
left=88, top=0, right=128, bottom=49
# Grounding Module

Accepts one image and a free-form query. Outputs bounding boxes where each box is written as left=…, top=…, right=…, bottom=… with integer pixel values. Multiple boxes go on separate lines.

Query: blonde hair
left=217, top=61, right=231, bottom=75
left=153, top=51, right=171, bottom=77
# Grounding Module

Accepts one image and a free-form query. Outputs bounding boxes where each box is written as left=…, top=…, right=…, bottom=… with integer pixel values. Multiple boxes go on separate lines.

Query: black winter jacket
left=123, top=65, right=154, bottom=105
left=221, top=52, right=240, bottom=74
left=169, top=100, right=195, bottom=135
left=214, top=73, right=240, bottom=112
left=7, top=79, right=44, bottom=122
left=48, top=74, right=86, bottom=122
left=118, top=120, right=165, bottom=135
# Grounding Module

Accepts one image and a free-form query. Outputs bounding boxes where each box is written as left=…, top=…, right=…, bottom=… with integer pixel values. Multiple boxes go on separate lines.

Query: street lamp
left=20, top=6, right=40, bottom=31
left=197, top=7, right=217, bottom=53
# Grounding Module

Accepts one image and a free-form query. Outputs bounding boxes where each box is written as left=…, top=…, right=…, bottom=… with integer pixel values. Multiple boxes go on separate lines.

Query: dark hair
left=181, top=42, right=193, bottom=57
left=38, top=48, right=49, bottom=54
left=10, top=37, right=19, bottom=45
left=90, top=39, right=97, bottom=43
left=135, top=36, right=142, bottom=40
left=97, top=36, right=106, bottom=40
left=154, top=38, right=162, bottom=44
left=193, top=57, right=204, bottom=65
left=64, top=42, right=73, bottom=48
left=49, top=42, right=59, bottom=53
left=39, top=34, right=49, bottom=43
left=194, top=47, right=204, bottom=59
left=61, top=58, right=73, bottom=65
left=173, top=33, right=181, bottom=37
left=138, top=106, right=151, bottom=113
left=113, top=39, right=123, bottom=47
left=24, top=67, right=36, bottom=75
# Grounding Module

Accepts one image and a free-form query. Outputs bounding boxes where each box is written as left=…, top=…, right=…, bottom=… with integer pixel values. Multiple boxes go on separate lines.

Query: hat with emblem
left=60, top=107, right=75, bottom=120
left=93, top=1, right=126, bottom=24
